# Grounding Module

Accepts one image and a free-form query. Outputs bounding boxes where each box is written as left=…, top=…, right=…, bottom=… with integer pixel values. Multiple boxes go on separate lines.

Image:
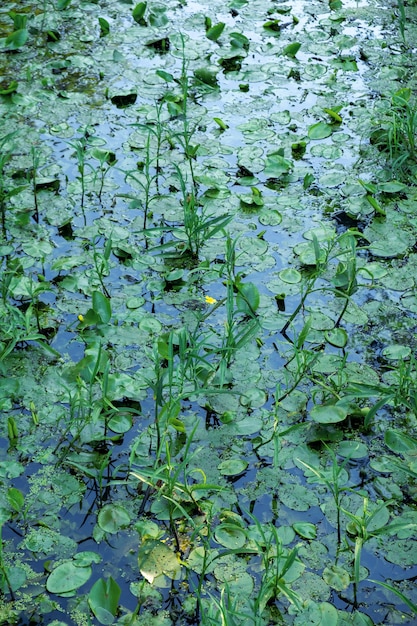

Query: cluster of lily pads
left=1, top=0, right=417, bottom=624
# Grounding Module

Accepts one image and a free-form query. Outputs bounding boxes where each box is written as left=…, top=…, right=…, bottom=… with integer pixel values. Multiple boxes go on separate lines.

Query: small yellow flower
left=78, top=314, right=84, bottom=322
left=205, top=295, right=217, bottom=305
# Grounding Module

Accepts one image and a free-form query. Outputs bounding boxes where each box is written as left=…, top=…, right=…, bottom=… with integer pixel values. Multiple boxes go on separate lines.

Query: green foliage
left=0, top=2, right=416, bottom=625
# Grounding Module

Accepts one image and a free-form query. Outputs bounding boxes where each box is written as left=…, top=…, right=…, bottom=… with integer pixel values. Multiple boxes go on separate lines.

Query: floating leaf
left=324, top=328, right=347, bottom=348
left=46, top=561, right=92, bottom=595
left=384, top=429, right=417, bottom=454
left=323, top=565, right=350, bottom=591
left=310, top=404, right=348, bottom=424
left=240, top=387, right=267, bottom=408
left=215, top=524, right=247, bottom=549
left=382, top=344, right=411, bottom=360
left=97, top=504, right=131, bottom=534
left=108, top=412, right=133, bottom=434
left=308, top=122, right=333, bottom=140
left=293, top=522, right=317, bottom=539
left=279, top=268, right=302, bottom=284
left=264, top=151, right=292, bottom=178
left=218, top=458, right=248, bottom=476
left=337, top=441, right=368, bottom=459
left=138, top=540, right=181, bottom=585
left=0, top=566, right=26, bottom=594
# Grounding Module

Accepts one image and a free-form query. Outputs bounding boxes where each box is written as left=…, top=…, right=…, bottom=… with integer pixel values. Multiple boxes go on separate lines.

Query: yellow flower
left=205, top=295, right=217, bottom=305
left=78, top=314, right=84, bottom=322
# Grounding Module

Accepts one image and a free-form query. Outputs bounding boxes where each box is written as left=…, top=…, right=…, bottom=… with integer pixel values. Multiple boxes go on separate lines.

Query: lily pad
left=214, top=524, right=247, bottom=549
left=323, top=564, right=350, bottom=591
left=138, top=540, right=181, bottom=585
left=310, top=404, right=348, bottom=424
left=324, top=328, right=348, bottom=348
left=293, top=522, right=317, bottom=539
left=382, top=344, right=411, bottom=360
left=46, top=561, right=92, bottom=595
left=97, top=504, right=131, bottom=534
left=337, top=441, right=368, bottom=459
left=279, top=268, right=302, bottom=284
left=308, top=122, right=334, bottom=140
left=218, top=458, right=248, bottom=476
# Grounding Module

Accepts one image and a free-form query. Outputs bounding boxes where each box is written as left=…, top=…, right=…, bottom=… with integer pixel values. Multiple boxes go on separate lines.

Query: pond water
left=1, top=0, right=417, bottom=625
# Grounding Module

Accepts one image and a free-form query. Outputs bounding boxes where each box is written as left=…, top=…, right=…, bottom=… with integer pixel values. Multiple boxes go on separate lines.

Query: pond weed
left=1, top=0, right=417, bottom=623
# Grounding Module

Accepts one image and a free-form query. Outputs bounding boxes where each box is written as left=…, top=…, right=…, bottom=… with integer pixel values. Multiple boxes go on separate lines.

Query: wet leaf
left=97, top=504, right=131, bottom=534
left=138, top=540, right=181, bottom=584
left=46, top=561, right=92, bottom=595
left=308, top=122, right=333, bottom=139
left=218, top=458, right=248, bottom=476
left=293, top=522, right=316, bottom=539
left=323, top=565, right=350, bottom=591
left=310, top=404, right=348, bottom=424
left=279, top=268, right=302, bottom=284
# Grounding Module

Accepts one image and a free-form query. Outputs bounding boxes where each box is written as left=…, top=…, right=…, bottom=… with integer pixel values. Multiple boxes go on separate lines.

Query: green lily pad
left=308, top=122, right=334, bottom=140
left=337, top=441, right=368, bottom=459
left=218, top=458, right=248, bottom=476
left=239, top=387, right=267, bottom=408
left=0, top=566, right=26, bottom=593
left=323, top=564, right=350, bottom=591
left=264, top=151, right=292, bottom=178
left=324, top=328, right=348, bottom=348
left=88, top=576, right=121, bottom=624
left=382, top=344, right=411, bottom=360
left=310, top=404, right=348, bottom=424
left=214, top=524, right=247, bottom=549
left=259, top=209, right=282, bottom=225
left=46, top=561, right=92, bottom=595
left=138, top=539, right=181, bottom=585
left=384, top=429, right=417, bottom=454
left=108, top=412, right=133, bottom=434
left=97, top=504, right=131, bottom=534
left=293, top=522, right=317, bottom=539
left=279, top=268, right=302, bottom=284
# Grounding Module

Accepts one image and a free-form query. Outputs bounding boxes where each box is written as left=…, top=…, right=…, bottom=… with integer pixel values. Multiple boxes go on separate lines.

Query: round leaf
left=108, top=412, right=133, bottom=434
left=308, top=122, right=333, bottom=140
left=46, top=561, right=92, bottom=595
left=324, top=328, right=348, bottom=348
left=279, top=268, right=302, bottom=284
left=292, top=522, right=317, bottom=539
left=214, top=524, right=246, bottom=549
left=323, top=564, right=350, bottom=591
left=310, top=404, right=347, bottom=424
left=218, top=458, right=248, bottom=476
left=382, top=344, right=411, bottom=360
left=138, top=539, right=181, bottom=584
left=337, top=441, right=368, bottom=459
left=97, top=504, right=131, bottom=534
left=239, top=387, right=267, bottom=408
